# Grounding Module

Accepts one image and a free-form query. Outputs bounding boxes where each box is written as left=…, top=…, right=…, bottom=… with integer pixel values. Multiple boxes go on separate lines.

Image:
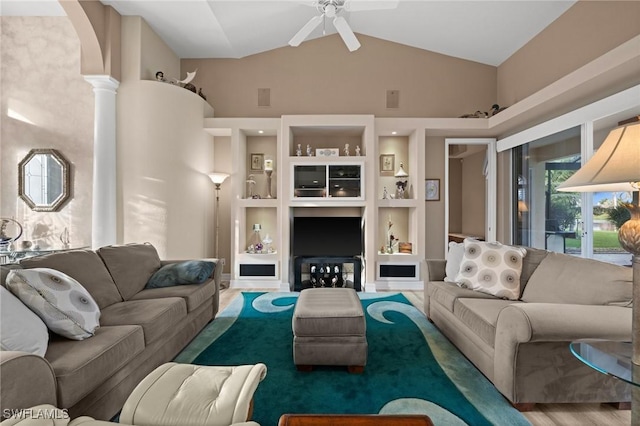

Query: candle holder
left=265, top=169, right=273, bottom=199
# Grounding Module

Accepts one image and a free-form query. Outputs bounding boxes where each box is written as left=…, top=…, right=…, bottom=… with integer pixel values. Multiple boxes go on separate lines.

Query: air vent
left=386, top=90, right=399, bottom=109
left=258, top=88, right=270, bottom=107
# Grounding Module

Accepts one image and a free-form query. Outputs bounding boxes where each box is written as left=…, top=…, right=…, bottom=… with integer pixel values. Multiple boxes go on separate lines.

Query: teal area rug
left=175, top=292, right=530, bottom=426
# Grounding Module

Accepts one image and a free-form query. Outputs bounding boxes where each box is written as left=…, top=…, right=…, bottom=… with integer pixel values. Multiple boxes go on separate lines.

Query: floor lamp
left=208, top=172, right=229, bottom=259
left=558, top=117, right=639, bottom=421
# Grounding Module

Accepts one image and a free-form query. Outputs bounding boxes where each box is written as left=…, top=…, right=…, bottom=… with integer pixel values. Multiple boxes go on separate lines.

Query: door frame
left=444, top=138, right=497, bottom=256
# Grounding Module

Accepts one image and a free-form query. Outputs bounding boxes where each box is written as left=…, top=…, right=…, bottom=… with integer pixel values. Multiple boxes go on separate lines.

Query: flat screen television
left=293, top=216, right=362, bottom=257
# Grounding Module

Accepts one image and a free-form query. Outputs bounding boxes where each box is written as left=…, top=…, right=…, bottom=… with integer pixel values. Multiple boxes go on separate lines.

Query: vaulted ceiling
left=0, top=0, right=577, bottom=66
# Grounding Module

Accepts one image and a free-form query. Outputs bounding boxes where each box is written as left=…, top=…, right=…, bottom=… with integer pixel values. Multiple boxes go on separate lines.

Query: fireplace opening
left=292, top=216, right=363, bottom=291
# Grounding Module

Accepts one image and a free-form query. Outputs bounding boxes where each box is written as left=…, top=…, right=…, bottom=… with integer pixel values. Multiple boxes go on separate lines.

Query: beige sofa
left=0, top=243, right=220, bottom=421
left=424, top=246, right=633, bottom=410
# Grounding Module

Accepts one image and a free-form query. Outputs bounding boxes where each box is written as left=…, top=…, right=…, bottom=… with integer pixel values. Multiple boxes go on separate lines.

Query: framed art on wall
left=425, top=179, right=440, bottom=201
left=380, top=154, right=395, bottom=175
left=251, top=153, right=264, bottom=171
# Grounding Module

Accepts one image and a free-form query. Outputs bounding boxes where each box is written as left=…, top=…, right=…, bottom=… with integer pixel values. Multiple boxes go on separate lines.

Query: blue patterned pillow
left=146, top=261, right=215, bottom=288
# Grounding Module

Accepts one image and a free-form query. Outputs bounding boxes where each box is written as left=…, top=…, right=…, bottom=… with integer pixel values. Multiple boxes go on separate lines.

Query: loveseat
left=0, top=243, right=221, bottom=421
left=424, top=243, right=633, bottom=410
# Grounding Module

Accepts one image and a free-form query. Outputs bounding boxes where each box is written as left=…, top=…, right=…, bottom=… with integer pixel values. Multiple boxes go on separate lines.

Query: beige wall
left=424, top=136, right=446, bottom=259
left=117, top=17, right=215, bottom=259
left=121, top=16, right=180, bottom=83
left=0, top=17, right=94, bottom=249
left=448, top=159, right=463, bottom=233
left=182, top=34, right=497, bottom=118
left=461, top=150, right=486, bottom=238
left=498, top=0, right=640, bottom=107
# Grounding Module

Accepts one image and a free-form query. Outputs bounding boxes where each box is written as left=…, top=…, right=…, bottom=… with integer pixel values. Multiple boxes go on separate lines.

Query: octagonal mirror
left=18, top=149, right=71, bottom=212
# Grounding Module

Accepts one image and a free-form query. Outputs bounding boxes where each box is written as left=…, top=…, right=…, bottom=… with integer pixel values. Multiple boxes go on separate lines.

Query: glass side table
left=570, top=339, right=639, bottom=387
left=0, top=247, right=89, bottom=265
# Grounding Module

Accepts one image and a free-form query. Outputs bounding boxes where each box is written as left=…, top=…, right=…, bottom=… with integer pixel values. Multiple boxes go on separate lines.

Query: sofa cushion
left=46, top=325, right=145, bottom=408
left=519, top=246, right=549, bottom=297
left=444, top=241, right=465, bottom=283
left=0, top=286, right=49, bottom=356
left=19, top=250, right=122, bottom=309
left=455, top=240, right=526, bottom=300
left=6, top=268, right=100, bottom=340
left=130, top=279, right=216, bottom=312
left=454, top=298, right=518, bottom=347
left=521, top=252, right=633, bottom=306
left=428, top=281, right=497, bottom=313
left=97, top=243, right=162, bottom=300
left=100, top=298, right=187, bottom=344
left=146, top=260, right=215, bottom=288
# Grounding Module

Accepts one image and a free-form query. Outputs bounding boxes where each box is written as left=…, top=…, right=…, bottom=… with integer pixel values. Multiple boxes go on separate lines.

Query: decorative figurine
left=296, top=144, right=302, bottom=156
left=155, top=71, right=166, bottom=82
left=344, top=143, right=350, bottom=156
left=60, top=227, right=70, bottom=249
left=382, top=186, right=389, bottom=200
left=355, top=146, right=361, bottom=156
left=246, top=174, right=256, bottom=199
left=306, top=144, right=312, bottom=156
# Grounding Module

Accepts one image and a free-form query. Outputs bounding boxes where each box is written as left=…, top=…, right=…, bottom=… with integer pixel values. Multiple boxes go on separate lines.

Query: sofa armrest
left=496, top=303, right=632, bottom=345
left=0, top=352, right=57, bottom=413
left=493, top=303, right=631, bottom=401
left=425, top=259, right=446, bottom=282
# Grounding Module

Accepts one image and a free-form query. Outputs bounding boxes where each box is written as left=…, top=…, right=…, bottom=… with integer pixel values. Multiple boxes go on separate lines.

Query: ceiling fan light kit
left=288, top=0, right=398, bottom=52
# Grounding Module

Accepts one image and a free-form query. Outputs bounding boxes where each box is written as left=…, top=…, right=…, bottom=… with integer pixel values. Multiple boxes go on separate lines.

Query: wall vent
left=258, top=88, right=270, bottom=107
left=386, top=90, right=399, bottom=108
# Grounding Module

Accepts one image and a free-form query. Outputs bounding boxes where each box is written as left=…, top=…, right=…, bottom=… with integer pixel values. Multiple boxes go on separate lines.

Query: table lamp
left=558, top=117, right=639, bottom=421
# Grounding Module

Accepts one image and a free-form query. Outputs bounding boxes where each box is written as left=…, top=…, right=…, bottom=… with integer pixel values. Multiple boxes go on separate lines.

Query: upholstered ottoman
left=292, top=288, right=367, bottom=373
left=119, top=362, right=267, bottom=426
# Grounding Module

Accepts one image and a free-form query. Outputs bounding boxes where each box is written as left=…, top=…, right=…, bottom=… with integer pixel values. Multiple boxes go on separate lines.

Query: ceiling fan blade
left=289, top=15, right=324, bottom=47
left=344, top=0, right=399, bottom=12
left=333, top=16, right=361, bottom=52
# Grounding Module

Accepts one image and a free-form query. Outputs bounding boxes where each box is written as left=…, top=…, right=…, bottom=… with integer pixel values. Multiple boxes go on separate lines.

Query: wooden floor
left=218, top=287, right=631, bottom=426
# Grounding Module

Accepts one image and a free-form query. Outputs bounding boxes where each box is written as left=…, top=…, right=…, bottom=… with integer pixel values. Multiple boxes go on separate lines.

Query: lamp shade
left=208, top=172, right=229, bottom=185
left=557, top=121, right=640, bottom=193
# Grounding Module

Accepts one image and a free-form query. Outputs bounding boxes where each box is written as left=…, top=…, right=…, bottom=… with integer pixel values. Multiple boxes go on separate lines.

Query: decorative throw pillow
left=0, top=286, right=49, bottom=356
left=146, top=260, right=215, bottom=288
left=454, top=240, right=526, bottom=300
left=444, top=241, right=465, bottom=283
left=6, top=268, right=100, bottom=340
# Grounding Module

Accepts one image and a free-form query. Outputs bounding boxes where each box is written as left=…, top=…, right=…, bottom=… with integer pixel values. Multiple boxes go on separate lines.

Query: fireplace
left=292, top=216, right=363, bottom=291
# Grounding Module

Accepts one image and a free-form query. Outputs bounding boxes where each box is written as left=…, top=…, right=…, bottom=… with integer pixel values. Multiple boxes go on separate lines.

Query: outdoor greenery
left=565, top=230, right=623, bottom=250
left=548, top=169, right=580, bottom=231
left=606, top=204, right=631, bottom=230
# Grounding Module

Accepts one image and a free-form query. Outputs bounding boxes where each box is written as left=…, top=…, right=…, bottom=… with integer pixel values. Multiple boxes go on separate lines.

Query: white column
left=84, top=75, right=119, bottom=249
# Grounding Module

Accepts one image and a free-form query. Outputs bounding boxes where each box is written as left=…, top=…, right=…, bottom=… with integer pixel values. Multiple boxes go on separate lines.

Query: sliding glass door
left=513, top=127, right=583, bottom=255
left=512, top=118, right=634, bottom=266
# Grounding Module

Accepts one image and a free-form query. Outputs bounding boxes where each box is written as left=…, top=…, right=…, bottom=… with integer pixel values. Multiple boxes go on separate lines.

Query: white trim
left=580, top=122, right=594, bottom=258
left=497, top=85, right=640, bottom=152
left=444, top=138, right=497, bottom=254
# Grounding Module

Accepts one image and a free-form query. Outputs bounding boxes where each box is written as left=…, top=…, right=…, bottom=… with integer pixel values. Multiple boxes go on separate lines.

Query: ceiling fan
left=289, top=0, right=399, bottom=52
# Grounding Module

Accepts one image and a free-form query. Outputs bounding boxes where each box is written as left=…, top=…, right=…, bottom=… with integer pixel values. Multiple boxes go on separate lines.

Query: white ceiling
left=0, top=0, right=577, bottom=66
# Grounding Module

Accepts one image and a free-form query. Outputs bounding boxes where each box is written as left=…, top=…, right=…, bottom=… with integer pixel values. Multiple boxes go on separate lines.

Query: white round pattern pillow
left=6, top=268, right=100, bottom=340
left=454, top=240, right=526, bottom=300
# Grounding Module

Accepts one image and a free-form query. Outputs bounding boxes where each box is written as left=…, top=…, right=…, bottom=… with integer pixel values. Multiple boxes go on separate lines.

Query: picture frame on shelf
left=425, top=179, right=440, bottom=201
left=380, top=154, right=395, bottom=175
left=250, top=153, right=264, bottom=171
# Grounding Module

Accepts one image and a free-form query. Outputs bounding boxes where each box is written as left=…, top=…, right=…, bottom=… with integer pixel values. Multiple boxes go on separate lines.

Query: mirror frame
left=18, top=148, right=71, bottom=212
